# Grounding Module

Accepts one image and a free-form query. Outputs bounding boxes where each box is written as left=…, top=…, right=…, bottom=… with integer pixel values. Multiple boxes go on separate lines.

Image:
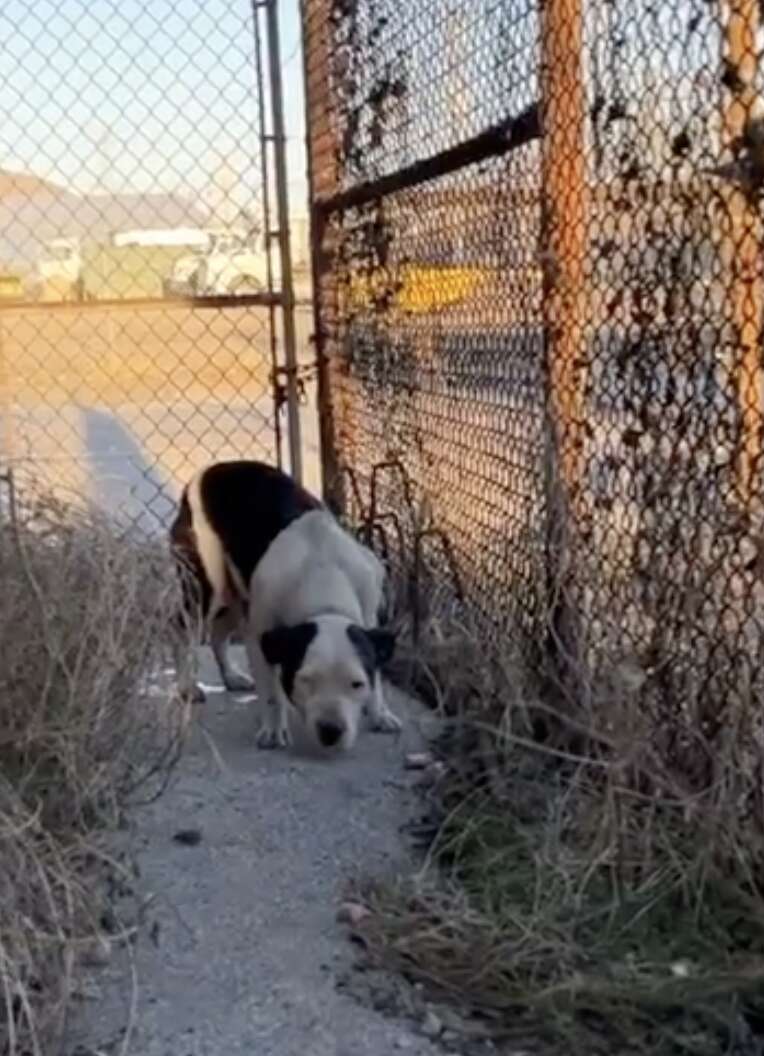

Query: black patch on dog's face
left=346, top=625, right=397, bottom=680
left=260, top=622, right=318, bottom=697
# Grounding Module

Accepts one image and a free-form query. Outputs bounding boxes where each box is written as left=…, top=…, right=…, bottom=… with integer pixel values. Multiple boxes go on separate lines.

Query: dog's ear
left=364, top=627, right=397, bottom=666
left=261, top=623, right=317, bottom=667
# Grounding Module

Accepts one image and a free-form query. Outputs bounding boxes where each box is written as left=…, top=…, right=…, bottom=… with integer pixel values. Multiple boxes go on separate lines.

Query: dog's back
left=251, top=509, right=385, bottom=631
left=172, top=460, right=322, bottom=622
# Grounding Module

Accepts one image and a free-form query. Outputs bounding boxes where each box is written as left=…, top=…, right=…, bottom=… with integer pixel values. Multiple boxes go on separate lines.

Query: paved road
left=68, top=654, right=444, bottom=1056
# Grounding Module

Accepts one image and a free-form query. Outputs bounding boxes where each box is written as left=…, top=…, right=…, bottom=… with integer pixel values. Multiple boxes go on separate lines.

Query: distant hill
left=0, top=168, right=208, bottom=269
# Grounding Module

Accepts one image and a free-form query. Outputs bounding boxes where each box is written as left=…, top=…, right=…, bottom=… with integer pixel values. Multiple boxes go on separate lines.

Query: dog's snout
left=316, top=719, right=345, bottom=747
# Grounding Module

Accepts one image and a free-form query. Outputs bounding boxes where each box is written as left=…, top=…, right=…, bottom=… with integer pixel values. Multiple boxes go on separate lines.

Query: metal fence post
left=539, top=0, right=590, bottom=500
left=539, top=0, right=591, bottom=684
left=299, top=0, right=344, bottom=512
left=721, top=0, right=763, bottom=508
left=263, top=0, right=303, bottom=484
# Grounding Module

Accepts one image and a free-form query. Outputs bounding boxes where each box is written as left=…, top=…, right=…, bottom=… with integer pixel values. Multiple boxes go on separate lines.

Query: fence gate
left=0, top=0, right=303, bottom=533
left=301, top=0, right=764, bottom=766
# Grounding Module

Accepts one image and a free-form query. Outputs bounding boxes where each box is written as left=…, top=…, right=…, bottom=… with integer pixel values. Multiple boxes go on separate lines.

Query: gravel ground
left=68, top=647, right=445, bottom=1056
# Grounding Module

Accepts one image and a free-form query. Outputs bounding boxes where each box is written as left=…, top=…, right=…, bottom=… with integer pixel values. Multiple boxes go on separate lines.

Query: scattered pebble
left=420, top=1009, right=443, bottom=1038
left=71, top=978, right=102, bottom=1001
left=404, top=752, right=433, bottom=771
left=172, top=828, right=203, bottom=846
left=336, top=901, right=372, bottom=926
left=79, top=936, right=111, bottom=968
left=415, top=761, right=447, bottom=787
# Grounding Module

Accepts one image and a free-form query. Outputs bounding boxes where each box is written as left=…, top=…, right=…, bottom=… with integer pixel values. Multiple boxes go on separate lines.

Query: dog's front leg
left=245, top=635, right=290, bottom=749
left=264, top=675, right=292, bottom=750
left=367, top=673, right=402, bottom=733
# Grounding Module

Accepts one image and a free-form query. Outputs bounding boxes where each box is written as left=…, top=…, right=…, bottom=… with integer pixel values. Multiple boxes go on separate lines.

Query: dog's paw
left=257, top=725, right=291, bottom=750
left=224, top=671, right=255, bottom=693
left=370, top=710, right=402, bottom=734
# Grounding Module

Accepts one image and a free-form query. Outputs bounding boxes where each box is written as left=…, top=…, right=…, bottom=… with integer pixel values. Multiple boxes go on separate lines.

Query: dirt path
left=70, top=648, right=443, bottom=1056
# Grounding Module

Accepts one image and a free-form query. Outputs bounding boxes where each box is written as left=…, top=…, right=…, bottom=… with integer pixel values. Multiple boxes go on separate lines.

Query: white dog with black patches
left=170, top=460, right=401, bottom=751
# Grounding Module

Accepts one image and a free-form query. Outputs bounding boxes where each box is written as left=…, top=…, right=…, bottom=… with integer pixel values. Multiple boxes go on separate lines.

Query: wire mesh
left=303, top=0, right=764, bottom=794
left=0, top=0, right=311, bottom=533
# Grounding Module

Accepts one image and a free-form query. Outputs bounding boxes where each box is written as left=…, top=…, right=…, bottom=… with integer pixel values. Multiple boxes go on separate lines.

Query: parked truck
left=163, top=229, right=275, bottom=298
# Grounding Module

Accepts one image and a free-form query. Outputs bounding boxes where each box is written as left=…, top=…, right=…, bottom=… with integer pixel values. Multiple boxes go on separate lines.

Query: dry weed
left=353, top=567, right=764, bottom=1055
left=0, top=480, right=187, bottom=1055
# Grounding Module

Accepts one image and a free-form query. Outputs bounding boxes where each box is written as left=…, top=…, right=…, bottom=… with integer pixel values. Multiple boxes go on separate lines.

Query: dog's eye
left=351, top=680, right=365, bottom=690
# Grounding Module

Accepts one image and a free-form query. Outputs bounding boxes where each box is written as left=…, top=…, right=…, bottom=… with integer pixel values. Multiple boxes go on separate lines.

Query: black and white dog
left=170, top=460, right=401, bottom=751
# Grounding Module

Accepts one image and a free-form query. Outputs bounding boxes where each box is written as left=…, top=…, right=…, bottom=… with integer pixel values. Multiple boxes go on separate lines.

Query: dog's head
left=260, top=615, right=396, bottom=751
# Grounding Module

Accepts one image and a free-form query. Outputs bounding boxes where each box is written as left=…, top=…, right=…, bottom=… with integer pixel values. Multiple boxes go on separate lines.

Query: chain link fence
left=0, top=0, right=313, bottom=533
left=303, top=0, right=764, bottom=798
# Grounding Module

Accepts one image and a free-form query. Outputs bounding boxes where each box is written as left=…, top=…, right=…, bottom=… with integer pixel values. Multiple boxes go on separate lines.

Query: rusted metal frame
left=315, top=103, right=542, bottom=217
left=0, top=316, right=16, bottom=527
left=250, top=0, right=284, bottom=469
left=300, top=0, right=344, bottom=511
left=721, top=0, right=763, bottom=509
left=539, top=0, right=591, bottom=693
left=313, top=91, right=616, bottom=220
left=263, top=0, right=304, bottom=484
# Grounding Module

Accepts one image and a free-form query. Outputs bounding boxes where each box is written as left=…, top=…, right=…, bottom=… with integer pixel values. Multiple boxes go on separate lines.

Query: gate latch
left=270, top=362, right=317, bottom=413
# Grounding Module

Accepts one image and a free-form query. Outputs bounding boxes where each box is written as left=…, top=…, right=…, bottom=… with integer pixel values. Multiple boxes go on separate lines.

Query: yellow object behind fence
left=0, top=274, right=23, bottom=301
left=346, top=264, right=489, bottom=314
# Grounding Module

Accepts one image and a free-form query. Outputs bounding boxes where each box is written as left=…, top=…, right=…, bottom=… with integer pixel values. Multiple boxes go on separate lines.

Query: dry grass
left=351, top=569, right=764, bottom=1056
left=0, top=480, right=187, bottom=1055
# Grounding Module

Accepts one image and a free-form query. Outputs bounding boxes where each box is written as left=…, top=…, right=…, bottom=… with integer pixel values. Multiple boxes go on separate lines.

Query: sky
left=0, top=0, right=740, bottom=226
left=0, top=0, right=309, bottom=216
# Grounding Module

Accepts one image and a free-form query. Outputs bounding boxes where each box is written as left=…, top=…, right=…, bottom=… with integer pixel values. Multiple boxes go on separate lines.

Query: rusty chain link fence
left=302, top=0, right=764, bottom=803
left=0, top=0, right=312, bottom=534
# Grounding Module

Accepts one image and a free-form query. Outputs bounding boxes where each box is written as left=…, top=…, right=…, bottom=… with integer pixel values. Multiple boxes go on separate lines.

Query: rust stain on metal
left=539, top=0, right=591, bottom=498
left=721, top=0, right=763, bottom=508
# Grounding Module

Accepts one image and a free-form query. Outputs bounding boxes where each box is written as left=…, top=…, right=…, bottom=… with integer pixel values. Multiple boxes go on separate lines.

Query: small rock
left=337, top=901, right=372, bottom=926
left=71, top=978, right=102, bottom=1001
left=415, top=761, right=447, bottom=787
left=394, top=1035, right=415, bottom=1050
left=79, top=936, right=111, bottom=968
left=172, top=828, right=202, bottom=846
left=420, top=1009, right=443, bottom=1038
left=404, top=752, right=433, bottom=771
left=99, top=908, right=118, bottom=934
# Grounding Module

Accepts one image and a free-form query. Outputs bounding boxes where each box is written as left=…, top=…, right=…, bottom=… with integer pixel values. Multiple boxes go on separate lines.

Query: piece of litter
left=670, top=960, right=691, bottom=978
left=404, top=752, right=433, bottom=770
left=336, top=901, right=371, bottom=926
